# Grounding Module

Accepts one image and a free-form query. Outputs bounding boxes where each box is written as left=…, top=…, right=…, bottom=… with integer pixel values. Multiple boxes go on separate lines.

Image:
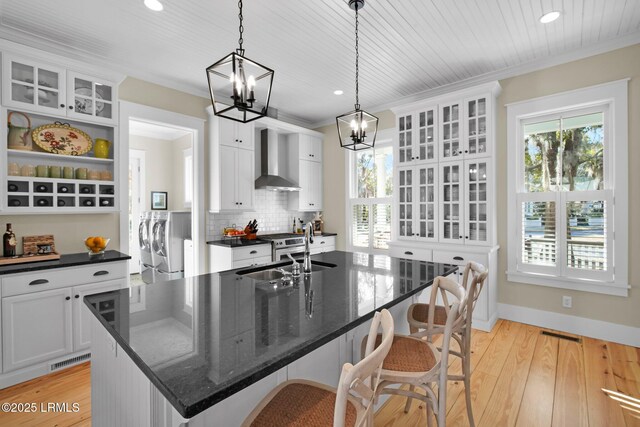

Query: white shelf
left=8, top=176, right=114, bottom=185
left=7, top=149, right=113, bottom=164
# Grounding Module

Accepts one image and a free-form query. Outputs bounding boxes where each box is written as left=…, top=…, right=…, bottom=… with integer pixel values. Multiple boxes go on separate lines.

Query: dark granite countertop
left=206, top=239, right=271, bottom=248
left=0, top=250, right=131, bottom=275
left=84, top=250, right=456, bottom=419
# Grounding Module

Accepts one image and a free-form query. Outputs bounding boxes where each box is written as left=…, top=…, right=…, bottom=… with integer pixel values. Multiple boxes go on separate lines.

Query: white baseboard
left=498, top=303, right=640, bottom=347
left=473, top=311, right=499, bottom=333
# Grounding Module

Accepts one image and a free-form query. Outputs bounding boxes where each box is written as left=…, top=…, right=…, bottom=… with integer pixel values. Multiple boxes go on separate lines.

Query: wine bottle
left=3, top=223, right=17, bottom=257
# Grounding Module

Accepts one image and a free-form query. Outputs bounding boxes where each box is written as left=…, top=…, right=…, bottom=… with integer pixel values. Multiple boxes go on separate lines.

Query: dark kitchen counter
left=0, top=250, right=130, bottom=275
left=206, top=238, right=271, bottom=248
left=84, top=250, right=456, bottom=419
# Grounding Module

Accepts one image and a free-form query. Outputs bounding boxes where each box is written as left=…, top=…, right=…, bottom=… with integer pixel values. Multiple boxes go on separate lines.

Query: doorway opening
left=119, top=102, right=205, bottom=287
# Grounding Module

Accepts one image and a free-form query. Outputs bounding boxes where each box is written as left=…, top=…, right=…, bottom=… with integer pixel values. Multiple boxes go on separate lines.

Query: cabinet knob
left=65, top=296, right=71, bottom=301
left=68, top=106, right=74, bottom=110
left=459, top=236, right=463, bottom=239
left=59, top=104, right=65, bottom=108
left=465, top=236, right=469, bottom=239
left=465, top=150, right=469, bottom=153
left=75, top=295, right=80, bottom=299
left=458, top=150, right=463, bottom=154
left=239, top=202, right=242, bottom=205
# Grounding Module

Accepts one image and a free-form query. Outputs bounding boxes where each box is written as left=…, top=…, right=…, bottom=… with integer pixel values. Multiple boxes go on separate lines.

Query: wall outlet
left=562, top=296, right=572, bottom=308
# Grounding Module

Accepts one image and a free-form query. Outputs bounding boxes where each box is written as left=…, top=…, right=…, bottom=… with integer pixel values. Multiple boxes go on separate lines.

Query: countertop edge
left=84, top=260, right=457, bottom=419
left=0, top=250, right=131, bottom=275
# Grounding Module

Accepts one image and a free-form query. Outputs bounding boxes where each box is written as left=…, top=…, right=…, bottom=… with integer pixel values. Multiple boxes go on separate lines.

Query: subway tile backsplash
left=207, top=190, right=316, bottom=240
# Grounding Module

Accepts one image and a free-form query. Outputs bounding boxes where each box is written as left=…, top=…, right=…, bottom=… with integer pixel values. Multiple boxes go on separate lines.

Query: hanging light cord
left=237, top=0, right=245, bottom=55
left=354, top=4, right=360, bottom=110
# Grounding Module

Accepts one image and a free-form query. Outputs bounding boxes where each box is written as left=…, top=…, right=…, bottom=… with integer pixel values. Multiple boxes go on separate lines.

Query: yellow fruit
left=93, top=236, right=104, bottom=248
left=85, top=237, right=94, bottom=247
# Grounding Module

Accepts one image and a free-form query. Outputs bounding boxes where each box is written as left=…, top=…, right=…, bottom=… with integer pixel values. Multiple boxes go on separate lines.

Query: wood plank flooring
left=0, top=321, right=638, bottom=426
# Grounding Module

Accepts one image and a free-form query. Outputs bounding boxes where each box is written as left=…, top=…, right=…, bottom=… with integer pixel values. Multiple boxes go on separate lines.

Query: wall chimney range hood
left=255, top=129, right=301, bottom=191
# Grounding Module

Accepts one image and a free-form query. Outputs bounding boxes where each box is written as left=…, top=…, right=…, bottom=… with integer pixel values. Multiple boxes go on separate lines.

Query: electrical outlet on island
left=562, top=296, right=572, bottom=308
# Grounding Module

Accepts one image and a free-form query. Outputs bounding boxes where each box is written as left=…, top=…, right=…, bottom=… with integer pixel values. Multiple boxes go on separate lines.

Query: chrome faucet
left=303, top=222, right=314, bottom=274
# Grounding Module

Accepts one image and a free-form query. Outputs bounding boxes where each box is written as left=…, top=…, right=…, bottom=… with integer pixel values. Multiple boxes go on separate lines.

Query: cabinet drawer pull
left=404, top=251, right=414, bottom=255
left=29, top=279, right=49, bottom=286
left=320, top=241, right=325, bottom=244
left=250, top=250, right=258, bottom=254
left=65, top=296, right=71, bottom=301
left=453, top=256, right=464, bottom=261
left=94, top=270, right=110, bottom=276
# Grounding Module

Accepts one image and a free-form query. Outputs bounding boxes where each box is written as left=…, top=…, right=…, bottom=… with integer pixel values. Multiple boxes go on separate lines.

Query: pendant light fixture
left=336, top=0, right=378, bottom=151
left=206, top=0, right=274, bottom=123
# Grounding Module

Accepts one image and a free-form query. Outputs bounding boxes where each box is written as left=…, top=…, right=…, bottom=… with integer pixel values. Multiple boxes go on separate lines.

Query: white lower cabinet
left=0, top=260, right=128, bottom=386
left=2, top=287, right=73, bottom=372
left=209, top=243, right=272, bottom=272
left=73, top=279, right=126, bottom=352
left=309, top=235, right=336, bottom=254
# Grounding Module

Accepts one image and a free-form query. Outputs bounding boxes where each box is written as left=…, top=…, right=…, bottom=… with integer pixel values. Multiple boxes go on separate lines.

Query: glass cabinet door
left=397, top=113, right=413, bottom=164
left=67, top=72, right=115, bottom=122
left=465, top=97, right=488, bottom=158
left=398, top=167, right=414, bottom=239
left=416, top=165, right=437, bottom=241
left=465, top=159, right=490, bottom=244
left=440, top=102, right=461, bottom=161
left=398, top=259, right=414, bottom=293
left=5, top=57, right=64, bottom=113
left=439, top=162, right=464, bottom=243
left=416, top=108, right=437, bottom=162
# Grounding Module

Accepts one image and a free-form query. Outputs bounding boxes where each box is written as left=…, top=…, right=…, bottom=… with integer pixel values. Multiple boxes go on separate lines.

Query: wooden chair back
left=334, top=309, right=394, bottom=427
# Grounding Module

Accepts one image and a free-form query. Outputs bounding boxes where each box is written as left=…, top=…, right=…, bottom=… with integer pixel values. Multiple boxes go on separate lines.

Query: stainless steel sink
left=240, top=269, right=285, bottom=281
left=237, top=260, right=337, bottom=281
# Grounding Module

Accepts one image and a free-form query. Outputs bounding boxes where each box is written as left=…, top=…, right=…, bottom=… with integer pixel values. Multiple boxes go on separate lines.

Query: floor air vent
left=50, top=353, right=91, bottom=372
left=541, top=330, right=581, bottom=343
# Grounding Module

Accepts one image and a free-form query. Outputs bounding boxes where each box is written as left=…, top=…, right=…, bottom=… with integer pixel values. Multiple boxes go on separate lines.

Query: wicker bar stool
left=242, top=309, right=394, bottom=427
left=406, top=261, right=488, bottom=427
left=363, top=276, right=467, bottom=426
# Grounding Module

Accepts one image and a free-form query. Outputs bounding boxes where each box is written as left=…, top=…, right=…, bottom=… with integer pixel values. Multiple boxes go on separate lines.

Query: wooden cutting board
left=0, top=234, right=61, bottom=266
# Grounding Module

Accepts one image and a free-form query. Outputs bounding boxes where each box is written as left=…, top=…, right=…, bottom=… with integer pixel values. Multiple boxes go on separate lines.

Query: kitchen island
left=85, top=251, right=455, bottom=426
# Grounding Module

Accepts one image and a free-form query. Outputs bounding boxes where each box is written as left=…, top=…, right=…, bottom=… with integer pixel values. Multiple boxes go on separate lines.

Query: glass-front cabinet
left=465, top=159, right=491, bottom=245
left=396, top=106, right=437, bottom=165
left=397, top=164, right=438, bottom=241
left=465, top=96, right=489, bottom=158
left=2, top=55, right=117, bottom=125
left=439, top=102, right=461, bottom=161
left=2, top=56, right=65, bottom=115
left=439, top=162, right=463, bottom=243
left=67, top=72, right=116, bottom=124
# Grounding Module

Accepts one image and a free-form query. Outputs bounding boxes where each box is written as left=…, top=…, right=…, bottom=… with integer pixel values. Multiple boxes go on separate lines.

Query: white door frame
left=119, top=101, right=206, bottom=276
left=128, top=149, right=146, bottom=273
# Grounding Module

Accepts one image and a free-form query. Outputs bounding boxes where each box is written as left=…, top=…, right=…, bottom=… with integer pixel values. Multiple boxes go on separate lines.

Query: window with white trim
left=348, top=141, right=393, bottom=253
left=507, top=80, right=628, bottom=296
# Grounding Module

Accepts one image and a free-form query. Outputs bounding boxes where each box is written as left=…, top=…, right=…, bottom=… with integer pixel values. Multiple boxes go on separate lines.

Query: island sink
left=236, top=260, right=337, bottom=281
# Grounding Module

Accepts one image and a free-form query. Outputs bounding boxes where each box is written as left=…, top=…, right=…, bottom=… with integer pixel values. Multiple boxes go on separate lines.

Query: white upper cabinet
left=66, top=72, right=117, bottom=125
left=397, top=107, right=438, bottom=166
left=297, top=134, right=322, bottom=162
left=392, top=82, right=499, bottom=247
left=209, top=115, right=255, bottom=212
left=2, top=54, right=117, bottom=125
left=218, top=118, right=255, bottom=150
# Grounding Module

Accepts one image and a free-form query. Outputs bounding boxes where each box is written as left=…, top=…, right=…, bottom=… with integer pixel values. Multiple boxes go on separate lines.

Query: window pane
left=352, top=204, right=369, bottom=247
left=372, top=204, right=391, bottom=249
left=355, top=146, right=393, bottom=198
left=523, top=119, right=561, bottom=192
left=566, top=200, right=607, bottom=270
left=561, top=113, right=604, bottom=191
left=522, top=201, right=556, bottom=266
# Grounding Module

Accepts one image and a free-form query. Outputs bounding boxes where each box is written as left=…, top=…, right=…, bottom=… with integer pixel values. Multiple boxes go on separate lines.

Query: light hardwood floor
left=0, top=320, right=638, bottom=426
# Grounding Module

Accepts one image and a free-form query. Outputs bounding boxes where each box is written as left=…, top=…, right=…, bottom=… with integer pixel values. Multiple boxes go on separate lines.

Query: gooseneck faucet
left=303, top=222, right=314, bottom=274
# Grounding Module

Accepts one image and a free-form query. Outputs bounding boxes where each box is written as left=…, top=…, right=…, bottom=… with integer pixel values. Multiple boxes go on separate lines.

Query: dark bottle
left=3, top=223, right=17, bottom=257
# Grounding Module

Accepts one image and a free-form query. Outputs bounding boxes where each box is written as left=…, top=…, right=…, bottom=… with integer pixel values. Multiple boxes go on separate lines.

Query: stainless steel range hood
left=255, top=129, right=301, bottom=191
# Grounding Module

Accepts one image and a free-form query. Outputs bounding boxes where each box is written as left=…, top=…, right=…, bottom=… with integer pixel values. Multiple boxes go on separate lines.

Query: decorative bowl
left=85, top=236, right=110, bottom=256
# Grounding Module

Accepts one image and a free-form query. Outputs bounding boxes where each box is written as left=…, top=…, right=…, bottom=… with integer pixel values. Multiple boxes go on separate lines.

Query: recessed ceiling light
left=540, top=11, right=560, bottom=24
left=333, top=90, right=344, bottom=95
left=144, top=0, right=164, bottom=11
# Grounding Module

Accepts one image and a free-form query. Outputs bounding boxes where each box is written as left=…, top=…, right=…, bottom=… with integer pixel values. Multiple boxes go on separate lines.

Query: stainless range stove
left=258, top=233, right=306, bottom=261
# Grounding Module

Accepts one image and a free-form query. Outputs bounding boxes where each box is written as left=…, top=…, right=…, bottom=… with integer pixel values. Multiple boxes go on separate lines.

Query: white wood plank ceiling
left=0, top=0, right=638, bottom=125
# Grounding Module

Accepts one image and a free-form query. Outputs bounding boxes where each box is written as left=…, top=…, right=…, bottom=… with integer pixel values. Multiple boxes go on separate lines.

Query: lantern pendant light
left=336, top=0, right=378, bottom=151
left=206, top=0, right=274, bottom=123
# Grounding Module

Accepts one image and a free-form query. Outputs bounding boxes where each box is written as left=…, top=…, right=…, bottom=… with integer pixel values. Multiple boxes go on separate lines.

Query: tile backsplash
left=207, top=190, right=316, bottom=240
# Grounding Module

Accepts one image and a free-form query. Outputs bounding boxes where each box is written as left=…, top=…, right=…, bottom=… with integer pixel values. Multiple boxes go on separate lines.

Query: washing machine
left=151, top=211, right=191, bottom=282
left=138, top=211, right=156, bottom=284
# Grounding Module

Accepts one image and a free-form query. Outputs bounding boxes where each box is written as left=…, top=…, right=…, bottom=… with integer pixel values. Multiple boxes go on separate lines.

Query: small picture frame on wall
left=151, top=191, right=168, bottom=210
